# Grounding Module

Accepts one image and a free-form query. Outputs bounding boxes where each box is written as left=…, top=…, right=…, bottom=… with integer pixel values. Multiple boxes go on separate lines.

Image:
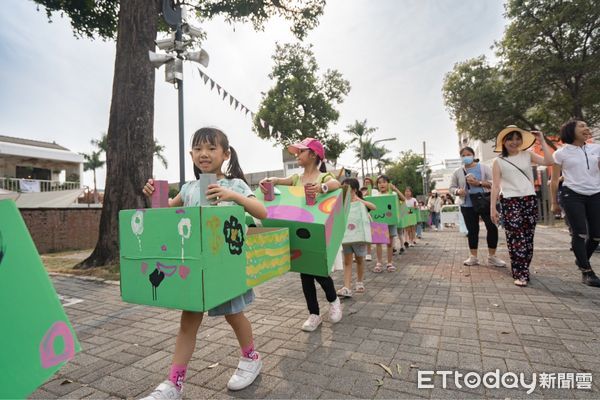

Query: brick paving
left=33, top=223, right=600, bottom=399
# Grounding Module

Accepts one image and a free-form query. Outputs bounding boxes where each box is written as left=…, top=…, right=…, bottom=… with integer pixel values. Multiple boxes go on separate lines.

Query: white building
left=0, top=135, right=85, bottom=207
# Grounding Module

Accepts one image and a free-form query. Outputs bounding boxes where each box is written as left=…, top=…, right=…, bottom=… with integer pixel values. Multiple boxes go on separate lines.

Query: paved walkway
left=33, top=224, right=600, bottom=399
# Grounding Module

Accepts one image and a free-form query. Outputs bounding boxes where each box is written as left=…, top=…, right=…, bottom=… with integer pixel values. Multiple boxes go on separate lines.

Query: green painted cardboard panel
left=342, top=202, right=372, bottom=244
left=365, top=194, right=400, bottom=225
left=201, top=207, right=250, bottom=311
left=119, top=206, right=290, bottom=312
left=0, top=200, right=80, bottom=399
left=418, top=209, right=430, bottom=222
left=256, top=186, right=348, bottom=276
left=245, top=228, right=291, bottom=287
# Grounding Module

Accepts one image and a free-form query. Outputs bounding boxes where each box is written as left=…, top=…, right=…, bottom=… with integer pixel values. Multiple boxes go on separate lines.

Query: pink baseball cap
left=287, top=138, right=325, bottom=160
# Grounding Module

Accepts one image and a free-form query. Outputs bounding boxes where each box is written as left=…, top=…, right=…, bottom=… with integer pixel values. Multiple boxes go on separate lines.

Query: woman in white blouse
left=490, top=126, right=553, bottom=287
left=550, top=120, right=600, bottom=287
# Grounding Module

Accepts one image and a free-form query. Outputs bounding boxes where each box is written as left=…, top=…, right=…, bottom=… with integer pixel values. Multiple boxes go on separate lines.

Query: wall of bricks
left=20, top=208, right=101, bottom=253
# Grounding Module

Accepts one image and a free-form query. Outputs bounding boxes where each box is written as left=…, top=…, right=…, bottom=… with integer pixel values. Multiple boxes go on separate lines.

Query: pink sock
left=169, top=364, right=187, bottom=391
left=241, top=342, right=259, bottom=360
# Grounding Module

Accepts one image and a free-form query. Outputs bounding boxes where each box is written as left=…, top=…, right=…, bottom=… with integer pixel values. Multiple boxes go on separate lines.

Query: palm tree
left=92, top=133, right=168, bottom=168
left=371, top=145, right=391, bottom=175
left=81, top=151, right=105, bottom=204
left=345, top=119, right=377, bottom=179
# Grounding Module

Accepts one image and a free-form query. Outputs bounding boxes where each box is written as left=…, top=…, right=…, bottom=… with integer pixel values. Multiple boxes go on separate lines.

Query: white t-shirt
left=495, top=151, right=535, bottom=198
left=405, top=197, right=418, bottom=207
left=553, top=143, right=600, bottom=196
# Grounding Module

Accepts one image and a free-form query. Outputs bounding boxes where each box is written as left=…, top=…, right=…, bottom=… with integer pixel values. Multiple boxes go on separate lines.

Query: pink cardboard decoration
left=370, top=221, right=390, bottom=244
left=151, top=180, right=170, bottom=208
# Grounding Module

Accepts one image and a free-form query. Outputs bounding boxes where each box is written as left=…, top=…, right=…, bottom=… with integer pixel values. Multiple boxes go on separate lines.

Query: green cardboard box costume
left=0, top=200, right=80, bottom=398
left=119, top=205, right=290, bottom=312
left=342, top=202, right=372, bottom=244
left=255, top=186, right=350, bottom=277
left=364, top=194, right=401, bottom=225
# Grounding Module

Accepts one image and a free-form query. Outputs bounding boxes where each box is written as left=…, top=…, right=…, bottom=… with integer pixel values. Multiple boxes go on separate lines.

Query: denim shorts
left=388, top=224, right=398, bottom=237
left=208, top=289, right=255, bottom=316
left=342, top=243, right=368, bottom=257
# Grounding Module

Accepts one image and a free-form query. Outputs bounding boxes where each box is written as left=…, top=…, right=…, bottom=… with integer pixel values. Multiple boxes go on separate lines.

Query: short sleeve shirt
left=179, top=178, right=253, bottom=207
left=291, top=172, right=335, bottom=186
left=553, top=143, right=600, bottom=196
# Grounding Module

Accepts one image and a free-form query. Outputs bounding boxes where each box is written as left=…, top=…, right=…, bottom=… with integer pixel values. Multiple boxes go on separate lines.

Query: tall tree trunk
left=76, top=0, right=160, bottom=269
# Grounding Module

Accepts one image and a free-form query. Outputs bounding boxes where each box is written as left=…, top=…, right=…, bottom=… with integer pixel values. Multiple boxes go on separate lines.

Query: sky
left=0, top=0, right=506, bottom=189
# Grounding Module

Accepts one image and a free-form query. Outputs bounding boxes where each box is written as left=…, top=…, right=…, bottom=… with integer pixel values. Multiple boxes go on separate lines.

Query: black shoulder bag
left=463, top=165, right=490, bottom=215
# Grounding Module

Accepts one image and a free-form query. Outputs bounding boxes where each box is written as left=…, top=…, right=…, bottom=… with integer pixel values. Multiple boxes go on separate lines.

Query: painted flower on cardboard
left=223, top=215, right=244, bottom=255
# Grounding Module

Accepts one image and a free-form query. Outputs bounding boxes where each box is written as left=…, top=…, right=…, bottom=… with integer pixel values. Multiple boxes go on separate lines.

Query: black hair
left=405, top=186, right=413, bottom=196
left=460, top=146, right=475, bottom=156
left=307, top=149, right=327, bottom=173
left=342, top=178, right=362, bottom=199
left=559, top=119, right=580, bottom=144
left=501, top=131, right=522, bottom=157
left=376, top=174, right=390, bottom=184
left=190, top=127, right=247, bottom=183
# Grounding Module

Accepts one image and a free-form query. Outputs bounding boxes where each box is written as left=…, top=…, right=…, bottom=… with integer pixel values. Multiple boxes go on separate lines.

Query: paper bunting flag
left=269, top=125, right=274, bottom=135
left=245, top=109, right=250, bottom=117
left=202, top=74, right=209, bottom=84
left=216, top=84, right=221, bottom=95
left=210, top=79, right=215, bottom=90
left=260, top=119, right=266, bottom=128
left=235, top=99, right=240, bottom=110
left=229, top=95, right=234, bottom=106
left=222, top=90, right=227, bottom=100
left=198, top=69, right=205, bottom=79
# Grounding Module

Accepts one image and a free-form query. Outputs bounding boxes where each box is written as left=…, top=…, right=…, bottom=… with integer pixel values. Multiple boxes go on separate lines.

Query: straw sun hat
left=494, top=125, right=536, bottom=153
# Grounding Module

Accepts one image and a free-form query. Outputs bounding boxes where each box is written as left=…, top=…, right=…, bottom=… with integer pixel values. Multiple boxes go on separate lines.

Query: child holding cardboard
left=337, top=178, right=376, bottom=297
left=259, top=138, right=342, bottom=332
left=140, top=128, right=267, bottom=399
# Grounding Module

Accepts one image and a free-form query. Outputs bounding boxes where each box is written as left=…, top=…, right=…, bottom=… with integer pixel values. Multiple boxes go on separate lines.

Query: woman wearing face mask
left=450, top=147, right=506, bottom=267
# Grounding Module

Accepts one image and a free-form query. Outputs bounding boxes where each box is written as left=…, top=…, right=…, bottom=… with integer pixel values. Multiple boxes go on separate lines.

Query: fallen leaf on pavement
left=397, top=364, right=402, bottom=375
left=207, top=362, right=219, bottom=369
left=375, top=378, right=384, bottom=386
left=375, top=363, right=393, bottom=377
left=60, top=379, right=73, bottom=385
left=410, top=364, right=418, bottom=369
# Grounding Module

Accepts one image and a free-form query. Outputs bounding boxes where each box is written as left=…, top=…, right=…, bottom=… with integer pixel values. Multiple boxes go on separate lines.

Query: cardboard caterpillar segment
left=0, top=199, right=80, bottom=398
left=119, top=205, right=290, bottom=312
left=255, top=186, right=351, bottom=277
left=364, top=194, right=401, bottom=226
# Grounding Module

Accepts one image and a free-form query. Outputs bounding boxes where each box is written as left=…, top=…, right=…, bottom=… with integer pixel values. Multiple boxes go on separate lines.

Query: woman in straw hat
left=490, top=125, right=553, bottom=287
left=550, top=120, right=600, bottom=287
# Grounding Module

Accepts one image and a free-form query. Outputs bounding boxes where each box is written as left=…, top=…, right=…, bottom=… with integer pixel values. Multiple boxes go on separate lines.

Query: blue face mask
left=462, top=156, right=474, bottom=165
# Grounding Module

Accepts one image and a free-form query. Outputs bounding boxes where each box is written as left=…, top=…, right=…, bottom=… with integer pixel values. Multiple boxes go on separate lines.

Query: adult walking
left=550, top=120, right=600, bottom=287
left=450, top=146, right=505, bottom=267
left=427, top=190, right=443, bottom=231
left=490, top=126, right=553, bottom=287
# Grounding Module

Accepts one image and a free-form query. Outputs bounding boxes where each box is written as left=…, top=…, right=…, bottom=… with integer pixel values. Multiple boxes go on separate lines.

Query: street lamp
left=151, top=0, right=210, bottom=188
left=370, top=137, right=396, bottom=176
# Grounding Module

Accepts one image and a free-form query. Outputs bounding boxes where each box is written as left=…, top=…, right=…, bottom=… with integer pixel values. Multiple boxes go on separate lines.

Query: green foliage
left=443, top=0, right=600, bottom=141
left=254, top=43, right=351, bottom=145
left=81, top=150, right=105, bottom=172
left=323, top=134, right=348, bottom=166
left=33, top=0, right=326, bottom=40
left=92, top=133, right=168, bottom=169
left=384, top=151, right=430, bottom=196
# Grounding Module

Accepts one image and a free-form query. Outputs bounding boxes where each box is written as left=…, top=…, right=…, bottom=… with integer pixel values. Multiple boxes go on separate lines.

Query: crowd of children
left=138, top=132, right=426, bottom=399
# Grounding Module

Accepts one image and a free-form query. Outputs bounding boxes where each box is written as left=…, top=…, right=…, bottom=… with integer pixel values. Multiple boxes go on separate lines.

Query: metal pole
left=175, top=24, right=185, bottom=189
left=422, top=141, right=428, bottom=195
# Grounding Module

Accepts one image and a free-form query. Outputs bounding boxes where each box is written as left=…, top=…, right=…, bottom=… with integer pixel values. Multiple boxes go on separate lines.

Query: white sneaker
left=463, top=256, right=479, bottom=266
left=329, top=298, right=342, bottom=323
left=488, top=255, right=506, bottom=267
left=227, top=355, right=262, bottom=391
left=140, top=380, right=182, bottom=400
left=301, top=314, right=322, bottom=331
left=365, top=254, right=372, bottom=261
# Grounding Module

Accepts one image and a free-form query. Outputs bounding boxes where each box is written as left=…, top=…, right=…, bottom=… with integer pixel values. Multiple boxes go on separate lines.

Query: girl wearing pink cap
left=260, top=138, right=343, bottom=332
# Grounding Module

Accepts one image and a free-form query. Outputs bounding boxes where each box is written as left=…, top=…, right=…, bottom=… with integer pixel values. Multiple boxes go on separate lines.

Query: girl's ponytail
left=226, top=146, right=248, bottom=184
left=319, top=160, right=327, bottom=173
